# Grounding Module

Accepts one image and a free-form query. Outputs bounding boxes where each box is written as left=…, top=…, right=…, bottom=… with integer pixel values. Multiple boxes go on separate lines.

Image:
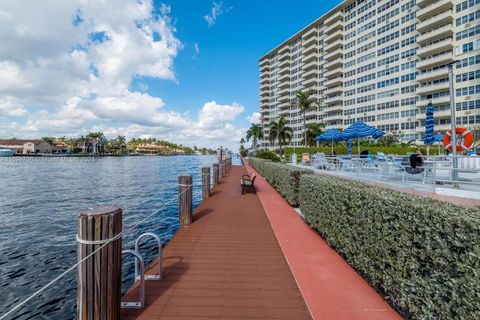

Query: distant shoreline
left=11, top=153, right=211, bottom=157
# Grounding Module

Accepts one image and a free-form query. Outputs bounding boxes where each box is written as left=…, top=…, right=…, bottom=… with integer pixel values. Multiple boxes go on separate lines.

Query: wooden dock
left=121, top=165, right=312, bottom=320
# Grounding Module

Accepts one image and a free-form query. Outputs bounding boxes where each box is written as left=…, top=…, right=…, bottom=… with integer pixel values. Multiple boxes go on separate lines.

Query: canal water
left=0, top=155, right=222, bottom=319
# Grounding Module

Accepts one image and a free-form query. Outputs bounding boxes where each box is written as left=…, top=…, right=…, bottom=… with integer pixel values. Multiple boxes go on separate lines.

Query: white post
left=448, top=64, right=459, bottom=187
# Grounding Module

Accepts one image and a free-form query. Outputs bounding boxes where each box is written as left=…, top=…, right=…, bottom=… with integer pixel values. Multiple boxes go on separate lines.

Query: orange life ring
left=443, top=128, right=473, bottom=152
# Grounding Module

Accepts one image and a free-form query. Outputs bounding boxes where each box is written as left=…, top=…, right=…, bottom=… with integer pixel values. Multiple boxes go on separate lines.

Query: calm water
left=0, top=155, right=219, bottom=319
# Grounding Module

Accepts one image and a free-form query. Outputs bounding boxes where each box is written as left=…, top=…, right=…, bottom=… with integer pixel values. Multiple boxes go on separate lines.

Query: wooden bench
left=241, top=173, right=256, bottom=194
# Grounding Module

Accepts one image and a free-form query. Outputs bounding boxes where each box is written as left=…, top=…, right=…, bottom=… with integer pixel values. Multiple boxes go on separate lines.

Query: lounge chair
left=302, top=153, right=311, bottom=166
left=402, top=155, right=427, bottom=182
left=241, top=173, right=256, bottom=194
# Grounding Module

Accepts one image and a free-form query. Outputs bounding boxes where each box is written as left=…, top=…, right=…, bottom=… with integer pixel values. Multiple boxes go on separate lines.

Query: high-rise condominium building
left=259, top=0, right=480, bottom=148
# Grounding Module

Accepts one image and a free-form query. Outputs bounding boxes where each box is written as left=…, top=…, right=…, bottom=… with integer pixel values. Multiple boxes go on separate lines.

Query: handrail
left=0, top=184, right=193, bottom=320
left=135, top=232, right=162, bottom=281
left=121, top=250, right=145, bottom=308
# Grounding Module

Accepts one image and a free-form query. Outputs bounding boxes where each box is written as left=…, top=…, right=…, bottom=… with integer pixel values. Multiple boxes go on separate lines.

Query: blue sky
left=156, top=0, right=342, bottom=124
left=0, top=0, right=341, bottom=149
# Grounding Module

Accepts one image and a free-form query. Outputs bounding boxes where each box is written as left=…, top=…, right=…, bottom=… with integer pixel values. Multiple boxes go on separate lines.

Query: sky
left=0, top=0, right=341, bottom=149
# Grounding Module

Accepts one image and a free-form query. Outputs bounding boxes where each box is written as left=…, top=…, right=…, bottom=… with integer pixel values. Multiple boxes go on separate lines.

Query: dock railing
left=0, top=155, right=233, bottom=320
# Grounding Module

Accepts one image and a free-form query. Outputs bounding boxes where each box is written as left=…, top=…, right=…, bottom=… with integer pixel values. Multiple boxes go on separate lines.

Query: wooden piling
left=201, top=167, right=210, bottom=199
left=77, top=206, right=122, bottom=320
left=213, top=163, right=219, bottom=186
left=219, top=162, right=223, bottom=179
left=178, top=175, right=193, bottom=225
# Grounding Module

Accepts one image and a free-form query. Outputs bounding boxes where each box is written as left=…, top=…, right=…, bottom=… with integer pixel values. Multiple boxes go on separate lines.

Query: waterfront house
left=0, top=139, right=51, bottom=154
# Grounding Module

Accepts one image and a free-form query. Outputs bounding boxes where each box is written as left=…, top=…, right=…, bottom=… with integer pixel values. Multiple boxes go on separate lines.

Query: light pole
left=448, top=63, right=459, bottom=187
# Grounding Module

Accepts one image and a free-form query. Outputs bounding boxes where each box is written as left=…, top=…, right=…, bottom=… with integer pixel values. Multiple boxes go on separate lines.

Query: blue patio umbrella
left=423, top=102, right=436, bottom=156
left=315, top=129, right=345, bottom=155
left=424, top=102, right=436, bottom=144
left=342, top=121, right=385, bottom=155
left=347, top=139, right=353, bottom=155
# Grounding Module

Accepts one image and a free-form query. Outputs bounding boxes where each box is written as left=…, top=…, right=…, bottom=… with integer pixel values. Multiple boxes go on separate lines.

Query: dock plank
left=120, top=165, right=312, bottom=320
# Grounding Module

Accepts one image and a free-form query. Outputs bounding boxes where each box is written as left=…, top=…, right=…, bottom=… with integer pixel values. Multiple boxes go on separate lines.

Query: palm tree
left=87, top=132, right=105, bottom=154
left=41, top=136, right=55, bottom=146
left=246, top=123, right=264, bottom=154
left=292, top=90, right=319, bottom=147
left=116, top=135, right=126, bottom=155
left=306, top=123, right=326, bottom=147
left=269, top=116, right=293, bottom=157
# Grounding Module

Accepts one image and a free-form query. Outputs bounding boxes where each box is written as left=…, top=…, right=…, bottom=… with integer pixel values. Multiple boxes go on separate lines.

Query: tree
left=377, top=131, right=404, bottom=147
left=86, top=132, right=105, bottom=154
left=41, top=136, right=55, bottom=146
left=306, top=123, right=326, bottom=147
left=268, top=116, right=293, bottom=157
left=292, top=90, right=319, bottom=147
left=246, top=123, right=264, bottom=154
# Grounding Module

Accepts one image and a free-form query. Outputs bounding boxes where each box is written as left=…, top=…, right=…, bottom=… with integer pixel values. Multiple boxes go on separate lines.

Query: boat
left=0, top=147, right=16, bottom=157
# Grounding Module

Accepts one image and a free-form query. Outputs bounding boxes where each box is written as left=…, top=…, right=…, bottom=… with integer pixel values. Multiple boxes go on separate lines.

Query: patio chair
left=241, top=173, right=256, bottom=194
left=312, top=152, right=331, bottom=169
left=302, top=153, right=312, bottom=166
left=377, top=152, right=387, bottom=161
left=402, top=155, right=427, bottom=182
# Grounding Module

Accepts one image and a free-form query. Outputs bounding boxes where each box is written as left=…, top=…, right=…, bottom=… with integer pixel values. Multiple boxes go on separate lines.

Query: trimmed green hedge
left=284, top=146, right=439, bottom=159
left=299, top=174, right=480, bottom=320
left=249, top=157, right=312, bottom=207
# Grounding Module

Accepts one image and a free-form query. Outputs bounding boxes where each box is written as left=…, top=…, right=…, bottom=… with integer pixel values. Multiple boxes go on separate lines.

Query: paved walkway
left=121, top=165, right=312, bottom=320
left=244, top=159, right=402, bottom=320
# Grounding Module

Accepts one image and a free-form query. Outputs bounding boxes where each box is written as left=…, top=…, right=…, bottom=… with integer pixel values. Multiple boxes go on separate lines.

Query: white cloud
left=203, top=1, right=232, bottom=27
left=0, top=0, right=246, bottom=150
left=246, top=112, right=261, bottom=124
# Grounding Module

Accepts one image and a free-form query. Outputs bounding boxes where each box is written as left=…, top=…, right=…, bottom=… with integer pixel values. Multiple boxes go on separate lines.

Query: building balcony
left=417, top=124, right=451, bottom=133
left=278, top=94, right=290, bottom=103
left=278, top=73, right=290, bottom=82
left=325, top=59, right=343, bottom=71
left=416, top=67, right=449, bottom=82
left=260, top=88, right=270, bottom=96
left=303, top=68, right=319, bottom=79
left=324, top=48, right=343, bottom=61
left=324, top=94, right=343, bottom=104
left=417, top=52, right=454, bottom=69
left=417, top=0, right=453, bottom=20
left=325, top=29, right=343, bottom=43
left=324, top=20, right=343, bottom=35
left=260, top=77, right=269, bottom=85
left=260, top=81, right=270, bottom=89
left=260, top=64, right=270, bottom=72
left=324, top=67, right=342, bottom=79
left=303, top=35, right=319, bottom=48
left=417, top=10, right=453, bottom=32
left=417, top=37, right=453, bottom=57
left=302, top=27, right=319, bottom=40
left=259, top=58, right=269, bottom=67
left=324, top=77, right=343, bottom=87
left=417, top=95, right=450, bottom=106
left=324, top=103, right=343, bottom=112
left=324, top=112, right=343, bottom=121
left=260, top=71, right=271, bottom=79
left=324, top=85, right=343, bottom=95
left=324, top=11, right=343, bottom=25
left=416, top=109, right=451, bottom=120
left=303, top=52, right=318, bottom=64
left=260, top=96, right=270, bottom=103
left=303, top=60, right=320, bottom=71
left=278, top=59, right=290, bottom=68
left=416, top=82, right=450, bottom=95
left=303, top=77, right=318, bottom=87
left=303, top=44, right=320, bottom=56
left=417, top=24, right=453, bottom=44
left=324, top=39, right=343, bottom=53
left=278, top=45, right=290, bottom=55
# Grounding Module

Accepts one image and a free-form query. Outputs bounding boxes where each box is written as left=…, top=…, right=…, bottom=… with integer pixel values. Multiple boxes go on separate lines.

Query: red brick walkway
left=121, top=165, right=312, bottom=320
left=244, top=159, right=403, bottom=320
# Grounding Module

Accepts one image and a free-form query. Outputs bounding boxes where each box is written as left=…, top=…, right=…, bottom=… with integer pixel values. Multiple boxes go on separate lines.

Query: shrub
left=249, top=157, right=312, bottom=206
left=299, top=174, right=480, bottom=320
left=284, top=146, right=436, bottom=160
left=255, top=149, right=280, bottom=162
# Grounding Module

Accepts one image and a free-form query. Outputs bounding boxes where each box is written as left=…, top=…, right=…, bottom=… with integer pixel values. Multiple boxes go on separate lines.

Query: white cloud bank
left=0, top=0, right=247, bottom=149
